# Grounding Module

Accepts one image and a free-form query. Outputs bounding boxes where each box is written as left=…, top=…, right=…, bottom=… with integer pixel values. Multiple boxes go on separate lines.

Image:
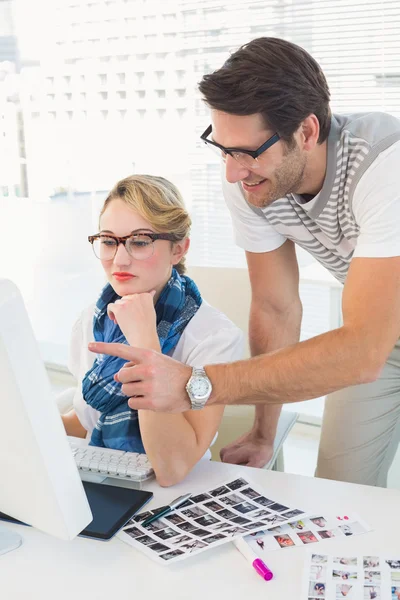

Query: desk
left=2, top=461, right=400, bottom=600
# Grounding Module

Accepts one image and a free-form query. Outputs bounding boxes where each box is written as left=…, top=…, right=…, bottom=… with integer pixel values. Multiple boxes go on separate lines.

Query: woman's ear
left=171, top=238, right=190, bottom=265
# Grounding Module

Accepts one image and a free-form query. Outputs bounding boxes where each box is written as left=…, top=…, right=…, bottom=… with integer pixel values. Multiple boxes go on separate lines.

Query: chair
left=187, top=265, right=299, bottom=471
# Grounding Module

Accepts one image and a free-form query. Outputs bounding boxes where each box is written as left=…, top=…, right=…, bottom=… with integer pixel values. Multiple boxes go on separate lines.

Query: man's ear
left=171, top=237, right=190, bottom=265
left=300, top=114, right=320, bottom=151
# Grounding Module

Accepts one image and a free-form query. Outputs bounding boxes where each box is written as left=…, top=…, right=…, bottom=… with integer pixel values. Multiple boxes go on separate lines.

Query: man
left=90, top=37, right=400, bottom=487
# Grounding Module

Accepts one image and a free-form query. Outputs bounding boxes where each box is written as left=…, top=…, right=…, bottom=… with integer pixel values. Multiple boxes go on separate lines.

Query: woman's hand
left=107, top=291, right=160, bottom=350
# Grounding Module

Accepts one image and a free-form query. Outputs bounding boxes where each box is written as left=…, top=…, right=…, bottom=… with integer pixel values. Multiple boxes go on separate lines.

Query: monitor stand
left=0, top=525, right=22, bottom=556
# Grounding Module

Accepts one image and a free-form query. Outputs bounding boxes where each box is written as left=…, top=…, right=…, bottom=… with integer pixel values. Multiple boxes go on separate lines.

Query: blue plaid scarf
left=82, top=268, right=202, bottom=452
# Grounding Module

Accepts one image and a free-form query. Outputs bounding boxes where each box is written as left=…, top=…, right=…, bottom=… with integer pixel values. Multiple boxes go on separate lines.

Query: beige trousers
left=315, top=340, right=400, bottom=487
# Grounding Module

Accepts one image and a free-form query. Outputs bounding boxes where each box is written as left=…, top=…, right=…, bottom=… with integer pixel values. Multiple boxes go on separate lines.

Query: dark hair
left=199, top=37, right=331, bottom=144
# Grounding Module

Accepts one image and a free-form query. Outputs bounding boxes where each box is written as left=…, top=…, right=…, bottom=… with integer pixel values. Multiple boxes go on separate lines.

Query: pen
left=233, top=537, right=274, bottom=581
left=141, top=493, right=192, bottom=527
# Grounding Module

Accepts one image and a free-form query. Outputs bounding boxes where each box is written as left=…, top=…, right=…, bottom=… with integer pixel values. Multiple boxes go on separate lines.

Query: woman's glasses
left=88, top=232, right=176, bottom=261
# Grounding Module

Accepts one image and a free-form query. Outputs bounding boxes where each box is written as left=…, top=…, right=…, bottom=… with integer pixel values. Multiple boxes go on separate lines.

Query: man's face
left=211, top=110, right=307, bottom=208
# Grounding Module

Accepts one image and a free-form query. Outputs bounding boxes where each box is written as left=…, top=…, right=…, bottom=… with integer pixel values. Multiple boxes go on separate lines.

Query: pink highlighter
left=233, top=537, right=274, bottom=581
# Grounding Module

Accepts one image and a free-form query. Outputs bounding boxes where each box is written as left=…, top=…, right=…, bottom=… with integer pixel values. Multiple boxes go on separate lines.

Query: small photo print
left=209, top=521, right=229, bottom=532
left=335, top=584, right=354, bottom=598
left=364, top=557, right=380, bottom=569
left=204, top=500, right=224, bottom=512
left=312, top=554, right=329, bottom=564
left=221, top=493, right=245, bottom=506
left=190, top=528, right=210, bottom=538
left=123, top=526, right=142, bottom=538
left=179, top=539, right=207, bottom=552
left=282, top=508, right=304, bottom=519
left=132, top=510, right=153, bottom=523
left=268, top=502, right=290, bottom=513
left=194, top=514, right=220, bottom=527
left=332, top=570, right=357, bottom=581
left=177, top=521, right=197, bottom=533
left=309, top=516, right=328, bottom=528
left=262, top=514, right=286, bottom=526
left=318, top=529, right=337, bottom=539
left=298, top=531, right=319, bottom=544
left=392, top=573, right=400, bottom=583
left=209, top=485, right=231, bottom=497
left=274, top=534, right=295, bottom=548
left=165, top=513, right=185, bottom=526
left=232, top=501, right=258, bottom=514
left=181, top=506, right=206, bottom=519
left=136, top=534, right=158, bottom=547
left=226, top=478, right=247, bottom=491
left=253, top=496, right=274, bottom=507
left=392, top=586, right=400, bottom=599
left=364, top=572, right=381, bottom=584
left=308, top=580, right=326, bottom=597
left=203, top=533, right=226, bottom=544
left=289, top=520, right=307, bottom=530
left=144, top=520, right=167, bottom=532
left=171, top=534, right=193, bottom=546
left=244, top=521, right=269, bottom=531
left=310, top=564, right=327, bottom=580
left=216, top=508, right=237, bottom=520
left=240, top=487, right=261, bottom=500
left=387, top=560, right=400, bottom=570
left=231, top=515, right=251, bottom=525
left=363, top=586, right=380, bottom=599
left=190, top=493, right=211, bottom=503
left=160, top=549, right=184, bottom=561
left=148, top=542, right=169, bottom=553
left=339, top=522, right=366, bottom=536
left=252, top=509, right=272, bottom=519
left=269, top=525, right=284, bottom=533
left=334, top=557, right=358, bottom=567
left=155, top=527, right=180, bottom=541
left=222, top=526, right=246, bottom=537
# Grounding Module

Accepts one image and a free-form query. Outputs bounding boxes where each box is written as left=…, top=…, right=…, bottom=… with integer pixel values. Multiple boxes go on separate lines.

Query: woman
left=62, top=174, right=244, bottom=486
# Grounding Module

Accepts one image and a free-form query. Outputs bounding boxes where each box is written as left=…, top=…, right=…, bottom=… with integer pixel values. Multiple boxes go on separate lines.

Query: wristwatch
left=186, top=367, right=213, bottom=410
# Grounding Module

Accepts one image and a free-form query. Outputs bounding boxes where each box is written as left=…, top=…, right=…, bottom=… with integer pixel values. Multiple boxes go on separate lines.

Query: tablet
left=0, top=481, right=153, bottom=541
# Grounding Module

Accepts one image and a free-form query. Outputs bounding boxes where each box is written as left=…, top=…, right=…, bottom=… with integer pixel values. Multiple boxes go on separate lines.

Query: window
left=4, top=1, right=399, bottom=425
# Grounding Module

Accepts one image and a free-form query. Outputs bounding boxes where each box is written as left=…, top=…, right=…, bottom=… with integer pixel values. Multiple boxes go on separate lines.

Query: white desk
left=2, top=461, right=400, bottom=600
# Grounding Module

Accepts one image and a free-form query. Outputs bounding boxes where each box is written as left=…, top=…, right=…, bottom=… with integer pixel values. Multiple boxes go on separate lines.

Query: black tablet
left=80, top=481, right=153, bottom=540
left=0, top=481, right=153, bottom=541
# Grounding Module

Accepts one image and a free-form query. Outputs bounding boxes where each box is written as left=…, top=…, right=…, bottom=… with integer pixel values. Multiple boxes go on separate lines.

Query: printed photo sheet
left=302, top=553, right=400, bottom=599
left=245, top=513, right=372, bottom=554
left=118, top=476, right=307, bottom=564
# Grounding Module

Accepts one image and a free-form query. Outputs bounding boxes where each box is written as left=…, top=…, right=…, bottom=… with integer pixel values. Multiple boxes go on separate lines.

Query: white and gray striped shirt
left=223, top=112, right=400, bottom=284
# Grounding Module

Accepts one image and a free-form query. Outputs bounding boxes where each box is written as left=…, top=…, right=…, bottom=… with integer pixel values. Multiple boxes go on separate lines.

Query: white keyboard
left=68, top=437, right=154, bottom=483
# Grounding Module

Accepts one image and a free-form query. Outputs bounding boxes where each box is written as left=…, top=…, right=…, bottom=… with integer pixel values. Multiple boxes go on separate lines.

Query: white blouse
left=68, top=300, right=245, bottom=441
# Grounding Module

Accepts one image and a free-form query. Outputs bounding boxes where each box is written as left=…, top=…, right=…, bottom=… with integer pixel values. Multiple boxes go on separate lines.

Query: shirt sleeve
left=183, top=326, right=245, bottom=368
left=352, top=141, right=400, bottom=258
left=221, top=164, right=286, bottom=253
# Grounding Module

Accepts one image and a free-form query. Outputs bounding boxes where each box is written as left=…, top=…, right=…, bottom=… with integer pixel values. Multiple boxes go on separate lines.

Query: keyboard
left=68, top=436, right=154, bottom=484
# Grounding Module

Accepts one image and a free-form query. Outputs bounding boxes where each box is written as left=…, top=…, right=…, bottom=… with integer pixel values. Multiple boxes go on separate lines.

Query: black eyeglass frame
left=200, top=125, right=280, bottom=160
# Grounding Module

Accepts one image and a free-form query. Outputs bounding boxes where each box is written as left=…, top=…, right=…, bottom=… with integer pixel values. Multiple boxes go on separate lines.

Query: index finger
left=88, top=342, right=147, bottom=363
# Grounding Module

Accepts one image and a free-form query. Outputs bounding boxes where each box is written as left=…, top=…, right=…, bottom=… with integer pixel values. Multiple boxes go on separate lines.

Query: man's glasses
left=88, top=232, right=176, bottom=261
left=200, top=125, right=280, bottom=169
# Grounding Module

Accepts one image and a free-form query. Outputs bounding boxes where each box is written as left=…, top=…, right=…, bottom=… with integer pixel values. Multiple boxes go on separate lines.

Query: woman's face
left=99, top=199, right=187, bottom=299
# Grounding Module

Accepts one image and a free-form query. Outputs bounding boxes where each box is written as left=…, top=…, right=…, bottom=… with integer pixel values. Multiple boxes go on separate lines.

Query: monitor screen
left=0, top=279, right=93, bottom=541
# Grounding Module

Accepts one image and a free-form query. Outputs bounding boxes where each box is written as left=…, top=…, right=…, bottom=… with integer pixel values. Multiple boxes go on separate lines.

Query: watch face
left=191, top=376, right=211, bottom=399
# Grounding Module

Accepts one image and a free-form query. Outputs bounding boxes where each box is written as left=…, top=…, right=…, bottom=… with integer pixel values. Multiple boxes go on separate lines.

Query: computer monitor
left=0, top=278, right=93, bottom=545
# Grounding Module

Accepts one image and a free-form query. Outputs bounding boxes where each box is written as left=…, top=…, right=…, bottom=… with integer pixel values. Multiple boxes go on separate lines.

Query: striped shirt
left=223, top=112, right=400, bottom=284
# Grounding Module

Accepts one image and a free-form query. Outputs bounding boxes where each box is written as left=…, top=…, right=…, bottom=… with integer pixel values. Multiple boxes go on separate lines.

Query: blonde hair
left=100, top=174, right=191, bottom=275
